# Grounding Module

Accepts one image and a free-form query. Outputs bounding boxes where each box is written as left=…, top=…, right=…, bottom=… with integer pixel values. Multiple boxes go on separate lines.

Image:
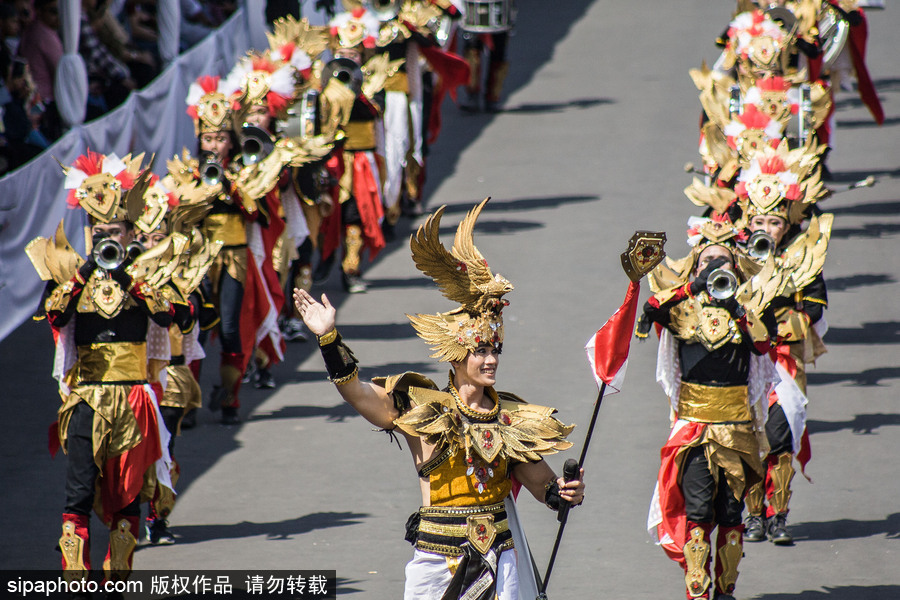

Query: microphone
left=557, top=458, right=580, bottom=524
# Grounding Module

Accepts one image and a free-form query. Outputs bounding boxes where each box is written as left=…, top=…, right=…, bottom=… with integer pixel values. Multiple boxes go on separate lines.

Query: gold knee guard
left=746, top=481, right=765, bottom=516
left=684, top=526, right=711, bottom=599
left=716, top=529, right=742, bottom=594
left=103, top=519, right=137, bottom=581
left=770, top=453, right=795, bottom=514
left=342, top=225, right=363, bottom=275
left=60, top=521, right=87, bottom=581
left=464, top=48, right=481, bottom=92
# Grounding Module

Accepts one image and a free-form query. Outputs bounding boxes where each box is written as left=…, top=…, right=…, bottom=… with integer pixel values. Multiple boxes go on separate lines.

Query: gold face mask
left=75, top=173, right=123, bottom=223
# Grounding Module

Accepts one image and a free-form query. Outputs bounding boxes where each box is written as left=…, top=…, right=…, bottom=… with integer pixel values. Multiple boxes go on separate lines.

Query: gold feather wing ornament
left=171, top=230, right=224, bottom=298
left=778, top=212, right=832, bottom=294
left=361, top=54, right=405, bottom=100
left=128, top=232, right=190, bottom=289
left=25, top=219, right=85, bottom=283
left=393, top=387, right=462, bottom=449
left=735, top=253, right=790, bottom=315
left=684, top=178, right=738, bottom=215
left=408, top=198, right=512, bottom=361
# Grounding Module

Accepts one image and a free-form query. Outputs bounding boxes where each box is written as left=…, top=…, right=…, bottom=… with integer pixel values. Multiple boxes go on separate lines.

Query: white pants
left=403, top=548, right=519, bottom=600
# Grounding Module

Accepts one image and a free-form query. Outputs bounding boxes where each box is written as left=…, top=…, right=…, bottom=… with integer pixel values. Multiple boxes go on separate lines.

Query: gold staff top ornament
left=407, top=198, right=514, bottom=362
left=621, top=231, right=667, bottom=282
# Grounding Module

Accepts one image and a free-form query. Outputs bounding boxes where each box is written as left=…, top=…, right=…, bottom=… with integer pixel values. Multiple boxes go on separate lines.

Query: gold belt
left=76, top=342, right=148, bottom=383
left=343, top=121, right=376, bottom=151
left=202, top=212, right=246, bottom=247
left=678, top=382, right=750, bottom=423
left=415, top=503, right=513, bottom=557
left=384, top=71, right=409, bottom=93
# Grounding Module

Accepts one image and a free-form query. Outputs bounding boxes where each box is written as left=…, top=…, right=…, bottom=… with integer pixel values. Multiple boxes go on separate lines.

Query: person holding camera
left=638, top=218, right=777, bottom=600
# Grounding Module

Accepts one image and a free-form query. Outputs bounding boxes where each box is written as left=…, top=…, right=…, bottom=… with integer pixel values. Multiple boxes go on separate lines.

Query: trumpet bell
left=94, top=238, right=125, bottom=271
left=707, top=268, right=738, bottom=301
left=323, top=57, right=364, bottom=97
left=363, top=0, right=400, bottom=21
left=239, top=125, right=275, bottom=165
left=747, top=231, right=775, bottom=261
left=199, top=152, right=225, bottom=186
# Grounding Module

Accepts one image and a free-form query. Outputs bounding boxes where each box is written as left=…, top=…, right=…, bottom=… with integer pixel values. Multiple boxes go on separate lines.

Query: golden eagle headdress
left=407, top=198, right=514, bottom=362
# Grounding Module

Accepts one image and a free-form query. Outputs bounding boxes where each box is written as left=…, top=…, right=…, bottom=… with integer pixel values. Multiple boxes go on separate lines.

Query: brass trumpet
left=707, top=268, right=738, bottom=300
left=323, top=57, right=364, bottom=97
left=747, top=230, right=776, bottom=261
left=199, top=152, right=225, bottom=186
left=94, top=238, right=125, bottom=271
left=239, top=125, right=275, bottom=165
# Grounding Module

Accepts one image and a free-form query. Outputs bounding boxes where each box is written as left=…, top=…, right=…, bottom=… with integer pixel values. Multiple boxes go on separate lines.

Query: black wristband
left=319, top=330, right=359, bottom=384
left=544, top=481, right=561, bottom=511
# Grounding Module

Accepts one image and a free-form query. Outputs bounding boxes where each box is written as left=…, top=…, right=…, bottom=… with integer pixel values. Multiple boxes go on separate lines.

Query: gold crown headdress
left=62, top=150, right=153, bottom=225
left=225, top=51, right=296, bottom=122
left=721, top=9, right=792, bottom=77
left=407, top=198, right=514, bottom=362
left=329, top=7, right=380, bottom=49
left=186, top=75, right=236, bottom=136
left=734, top=139, right=826, bottom=224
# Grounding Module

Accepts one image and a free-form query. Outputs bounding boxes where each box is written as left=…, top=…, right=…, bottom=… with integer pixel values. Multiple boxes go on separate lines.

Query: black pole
left=537, top=382, right=608, bottom=598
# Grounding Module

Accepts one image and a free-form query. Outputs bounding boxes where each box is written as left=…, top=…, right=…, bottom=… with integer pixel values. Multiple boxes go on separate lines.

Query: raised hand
left=293, top=289, right=336, bottom=337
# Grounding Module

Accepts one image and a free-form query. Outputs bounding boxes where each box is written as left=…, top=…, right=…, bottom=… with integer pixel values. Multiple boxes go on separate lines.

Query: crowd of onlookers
left=0, top=0, right=235, bottom=175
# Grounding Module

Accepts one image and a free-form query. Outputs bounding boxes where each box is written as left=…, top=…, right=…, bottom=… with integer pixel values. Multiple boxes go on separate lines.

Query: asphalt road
left=2, top=1, right=899, bottom=598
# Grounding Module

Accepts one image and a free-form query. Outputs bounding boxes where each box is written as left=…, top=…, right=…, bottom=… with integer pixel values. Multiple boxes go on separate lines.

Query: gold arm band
left=678, top=382, right=750, bottom=423
left=331, top=367, right=358, bottom=386
left=801, top=297, right=828, bottom=306
left=318, top=329, right=338, bottom=346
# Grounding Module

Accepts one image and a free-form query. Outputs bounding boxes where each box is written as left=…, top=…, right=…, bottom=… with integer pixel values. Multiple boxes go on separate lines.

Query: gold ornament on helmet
left=62, top=151, right=154, bottom=225
left=407, top=198, right=514, bottom=362
left=185, top=75, right=236, bottom=136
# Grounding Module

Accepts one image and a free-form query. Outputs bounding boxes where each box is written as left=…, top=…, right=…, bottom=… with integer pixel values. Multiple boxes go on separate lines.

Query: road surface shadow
left=827, top=199, right=900, bottom=216
left=754, top=585, right=900, bottom=600
left=786, top=513, right=900, bottom=543
left=831, top=222, right=900, bottom=238
left=807, top=413, right=900, bottom=435
left=135, top=511, right=370, bottom=548
left=249, top=402, right=360, bottom=424
left=822, top=321, right=900, bottom=344
left=808, top=367, right=900, bottom=387
left=825, top=273, right=894, bottom=291
left=499, top=97, right=615, bottom=114
left=440, top=194, right=599, bottom=215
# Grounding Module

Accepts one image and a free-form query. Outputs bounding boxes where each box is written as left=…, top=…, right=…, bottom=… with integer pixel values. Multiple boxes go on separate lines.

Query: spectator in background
left=88, top=0, right=158, bottom=87
left=79, top=0, right=136, bottom=112
left=0, top=2, right=20, bottom=57
left=18, top=0, right=63, bottom=140
left=3, top=57, right=50, bottom=169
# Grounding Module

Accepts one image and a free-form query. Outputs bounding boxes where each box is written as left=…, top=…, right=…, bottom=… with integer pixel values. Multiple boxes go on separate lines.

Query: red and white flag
left=584, top=280, right=641, bottom=394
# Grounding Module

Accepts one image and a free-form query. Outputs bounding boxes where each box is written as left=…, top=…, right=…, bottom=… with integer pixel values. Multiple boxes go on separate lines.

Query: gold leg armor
left=60, top=521, right=87, bottom=582
left=746, top=481, right=765, bottom=516
left=464, top=48, right=481, bottom=93
left=770, top=452, right=795, bottom=514
left=103, top=519, right=137, bottom=581
left=486, top=61, right=509, bottom=103
left=715, top=528, right=742, bottom=595
left=342, top=225, right=364, bottom=275
left=684, top=526, right=712, bottom=599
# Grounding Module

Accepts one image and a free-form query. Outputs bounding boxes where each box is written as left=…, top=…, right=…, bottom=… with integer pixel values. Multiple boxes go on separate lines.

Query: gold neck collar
left=448, top=372, right=500, bottom=422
